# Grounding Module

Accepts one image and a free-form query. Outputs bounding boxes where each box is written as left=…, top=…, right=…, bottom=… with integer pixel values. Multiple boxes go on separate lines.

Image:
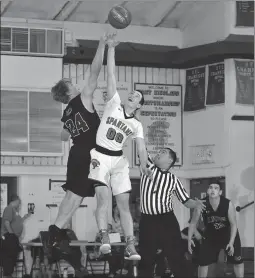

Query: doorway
left=0, top=176, right=18, bottom=216
left=190, top=176, right=225, bottom=200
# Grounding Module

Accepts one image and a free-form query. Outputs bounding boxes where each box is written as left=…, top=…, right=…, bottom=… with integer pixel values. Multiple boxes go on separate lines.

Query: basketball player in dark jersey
left=40, top=34, right=109, bottom=277
left=188, top=183, right=244, bottom=278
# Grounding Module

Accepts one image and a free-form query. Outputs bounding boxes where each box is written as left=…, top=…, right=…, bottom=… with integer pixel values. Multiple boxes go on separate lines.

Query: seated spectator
left=0, top=195, right=31, bottom=278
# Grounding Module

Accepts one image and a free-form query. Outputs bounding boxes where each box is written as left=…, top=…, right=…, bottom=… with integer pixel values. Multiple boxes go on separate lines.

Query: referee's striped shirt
left=140, top=154, right=190, bottom=215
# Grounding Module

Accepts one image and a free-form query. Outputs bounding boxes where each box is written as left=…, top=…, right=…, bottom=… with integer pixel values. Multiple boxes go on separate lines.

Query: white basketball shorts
left=88, top=148, right=131, bottom=196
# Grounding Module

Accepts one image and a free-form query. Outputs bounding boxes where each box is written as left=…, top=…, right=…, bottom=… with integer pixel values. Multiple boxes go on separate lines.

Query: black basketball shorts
left=198, top=231, right=243, bottom=266
left=62, top=145, right=95, bottom=198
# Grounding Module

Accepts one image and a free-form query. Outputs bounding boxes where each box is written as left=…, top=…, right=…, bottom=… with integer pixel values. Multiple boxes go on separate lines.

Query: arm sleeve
left=106, top=91, right=121, bottom=107
left=147, top=152, right=155, bottom=169
left=132, top=122, right=144, bottom=139
left=174, top=177, right=190, bottom=204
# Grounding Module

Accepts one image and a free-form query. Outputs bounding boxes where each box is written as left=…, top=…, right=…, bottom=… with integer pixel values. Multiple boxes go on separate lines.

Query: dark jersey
left=61, top=94, right=100, bottom=149
left=202, top=196, right=230, bottom=235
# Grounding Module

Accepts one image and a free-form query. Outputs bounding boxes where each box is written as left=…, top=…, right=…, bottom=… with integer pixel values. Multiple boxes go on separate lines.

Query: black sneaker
left=48, top=225, right=62, bottom=247
left=41, top=225, right=71, bottom=258
left=40, top=231, right=53, bottom=260
left=75, top=266, right=89, bottom=278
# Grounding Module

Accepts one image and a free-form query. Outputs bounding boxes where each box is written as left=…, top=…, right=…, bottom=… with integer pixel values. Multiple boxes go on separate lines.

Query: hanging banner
left=184, top=67, right=206, bottom=111
left=236, top=1, right=254, bottom=27
left=93, top=82, right=133, bottom=164
left=235, top=60, right=254, bottom=105
left=206, top=63, right=225, bottom=105
left=134, top=83, right=183, bottom=166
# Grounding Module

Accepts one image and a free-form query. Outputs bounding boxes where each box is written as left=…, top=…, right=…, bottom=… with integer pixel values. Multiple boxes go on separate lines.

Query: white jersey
left=96, top=92, right=144, bottom=151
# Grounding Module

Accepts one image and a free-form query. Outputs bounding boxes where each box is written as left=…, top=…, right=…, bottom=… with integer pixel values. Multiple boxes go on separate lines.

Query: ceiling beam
left=50, top=1, right=69, bottom=20
left=146, top=1, right=181, bottom=27
left=64, top=39, right=253, bottom=68
left=73, top=0, right=157, bottom=2
left=1, top=0, right=13, bottom=16
left=53, top=0, right=81, bottom=21
left=178, top=1, right=205, bottom=30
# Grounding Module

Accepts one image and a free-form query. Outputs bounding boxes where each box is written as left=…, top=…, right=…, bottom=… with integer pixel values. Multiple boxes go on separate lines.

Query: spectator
left=0, top=195, right=31, bottom=278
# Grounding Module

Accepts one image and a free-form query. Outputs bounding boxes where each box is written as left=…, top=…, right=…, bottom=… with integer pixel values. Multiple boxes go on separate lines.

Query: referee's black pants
left=139, top=211, right=194, bottom=278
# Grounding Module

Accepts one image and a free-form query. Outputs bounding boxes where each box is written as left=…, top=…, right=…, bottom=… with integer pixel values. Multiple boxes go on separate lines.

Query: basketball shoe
left=124, top=236, right=141, bottom=260
left=99, top=229, right=111, bottom=254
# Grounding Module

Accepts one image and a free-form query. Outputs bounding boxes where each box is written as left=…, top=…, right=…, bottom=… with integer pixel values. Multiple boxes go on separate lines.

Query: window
left=1, top=90, right=63, bottom=155
left=0, top=26, right=63, bottom=56
left=1, top=90, right=28, bottom=152
left=47, top=30, right=62, bottom=54
left=0, top=27, right=11, bottom=51
left=30, top=29, right=46, bottom=53
left=12, top=28, right=28, bottom=52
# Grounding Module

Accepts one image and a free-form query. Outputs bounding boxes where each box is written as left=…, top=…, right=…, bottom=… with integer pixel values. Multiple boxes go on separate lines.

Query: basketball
left=108, top=6, right=132, bottom=29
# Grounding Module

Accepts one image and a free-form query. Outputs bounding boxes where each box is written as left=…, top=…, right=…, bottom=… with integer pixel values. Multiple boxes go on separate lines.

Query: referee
left=138, top=148, right=205, bottom=278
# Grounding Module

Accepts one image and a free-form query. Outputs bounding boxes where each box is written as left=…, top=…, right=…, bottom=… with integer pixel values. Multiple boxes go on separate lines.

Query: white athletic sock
left=54, top=223, right=61, bottom=229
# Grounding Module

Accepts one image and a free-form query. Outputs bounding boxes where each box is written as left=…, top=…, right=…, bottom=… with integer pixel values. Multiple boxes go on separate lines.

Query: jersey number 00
left=106, top=127, right=124, bottom=143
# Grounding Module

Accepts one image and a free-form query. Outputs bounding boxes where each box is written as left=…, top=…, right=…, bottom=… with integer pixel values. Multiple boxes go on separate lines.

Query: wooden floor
left=224, top=261, right=254, bottom=277
left=220, top=247, right=254, bottom=278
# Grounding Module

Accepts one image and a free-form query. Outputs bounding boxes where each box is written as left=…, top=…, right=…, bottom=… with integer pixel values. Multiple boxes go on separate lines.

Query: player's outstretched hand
left=100, top=33, right=109, bottom=45
left=106, top=33, right=120, bottom=48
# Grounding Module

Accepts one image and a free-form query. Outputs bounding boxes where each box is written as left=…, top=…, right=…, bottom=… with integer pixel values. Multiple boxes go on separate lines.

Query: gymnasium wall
left=1, top=56, right=253, bottom=244
left=1, top=60, right=190, bottom=240
left=224, top=59, right=254, bottom=247
left=1, top=55, right=62, bottom=88
left=179, top=59, right=254, bottom=246
left=180, top=64, right=226, bottom=177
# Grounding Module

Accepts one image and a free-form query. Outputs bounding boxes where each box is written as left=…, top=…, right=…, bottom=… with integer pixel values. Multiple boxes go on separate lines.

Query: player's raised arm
left=106, top=33, right=120, bottom=101
left=81, top=35, right=107, bottom=99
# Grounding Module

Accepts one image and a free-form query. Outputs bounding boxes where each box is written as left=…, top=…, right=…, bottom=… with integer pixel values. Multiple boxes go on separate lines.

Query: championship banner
left=134, top=83, right=183, bottom=166
left=93, top=82, right=133, bottom=164
left=206, top=63, right=225, bottom=105
left=235, top=60, right=254, bottom=105
left=236, top=1, right=254, bottom=27
left=184, top=67, right=206, bottom=111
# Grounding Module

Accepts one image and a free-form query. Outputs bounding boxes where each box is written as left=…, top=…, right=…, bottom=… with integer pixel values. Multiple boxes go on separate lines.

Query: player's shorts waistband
left=95, top=144, right=123, bottom=156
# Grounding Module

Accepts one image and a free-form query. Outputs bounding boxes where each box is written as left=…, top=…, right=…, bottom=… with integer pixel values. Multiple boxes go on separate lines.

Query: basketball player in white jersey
left=89, top=34, right=151, bottom=260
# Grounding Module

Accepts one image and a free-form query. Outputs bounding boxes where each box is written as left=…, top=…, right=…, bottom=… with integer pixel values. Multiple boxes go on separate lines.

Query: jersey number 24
left=65, top=112, right=89, bottom=137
